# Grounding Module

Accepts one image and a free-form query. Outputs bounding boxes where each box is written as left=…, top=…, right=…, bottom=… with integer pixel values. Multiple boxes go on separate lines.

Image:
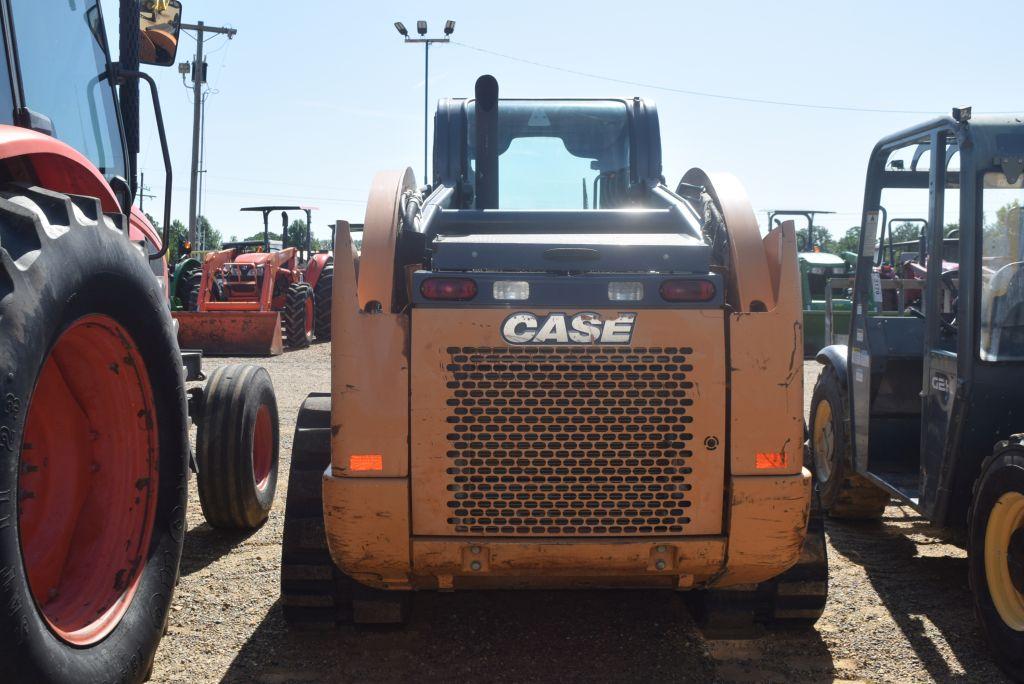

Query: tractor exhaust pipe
left=474, top=75, right=499, bottom=210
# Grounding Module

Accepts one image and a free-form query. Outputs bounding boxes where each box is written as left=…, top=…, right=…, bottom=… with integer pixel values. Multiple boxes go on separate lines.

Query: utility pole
left=180, top=21, right=236, bottom=245
left=394, top=20, right=455, bottom=184
left=137, top=172, right=156, bottom=212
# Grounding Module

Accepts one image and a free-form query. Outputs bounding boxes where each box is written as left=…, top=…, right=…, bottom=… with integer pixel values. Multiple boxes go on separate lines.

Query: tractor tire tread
left=196, top=364, right=280, bottom=530
left=313, top=263, right=333, bottom=341
left=185, top=270, right=203, bottom=311
left=283, top=282, right=313, bottom=350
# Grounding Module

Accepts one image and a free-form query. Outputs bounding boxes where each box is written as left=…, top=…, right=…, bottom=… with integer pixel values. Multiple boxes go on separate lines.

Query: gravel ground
left=149, top=349, right=1012, bottom=683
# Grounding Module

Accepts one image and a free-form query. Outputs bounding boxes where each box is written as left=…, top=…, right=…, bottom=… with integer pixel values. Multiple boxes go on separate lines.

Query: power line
left=172, top=186, right=365, bottom=205
left=204, top=173, right=367, bottom=194
left=452, top=41, right=1020, bottom=115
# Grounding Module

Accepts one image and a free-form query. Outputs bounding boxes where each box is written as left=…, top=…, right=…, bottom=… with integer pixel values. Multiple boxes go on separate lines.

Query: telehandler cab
left=281, top=76, right=827, bottom=634
left=809, top=109, right=1024, bottom=675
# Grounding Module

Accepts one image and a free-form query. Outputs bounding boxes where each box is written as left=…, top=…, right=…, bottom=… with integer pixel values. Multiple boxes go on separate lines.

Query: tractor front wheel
left=196, top=364, right=280, bottom=530
left=0, top=186, right=188, bottom=682
left=283, top=283, right=313, bottom=350
left=808, top=365, right=889, bottom=519
left=969, top=439, right=1024, bottom=677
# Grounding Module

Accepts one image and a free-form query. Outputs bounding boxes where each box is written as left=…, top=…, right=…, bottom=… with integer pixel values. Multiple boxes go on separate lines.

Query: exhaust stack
left=474, top=75, right=499, bottom=209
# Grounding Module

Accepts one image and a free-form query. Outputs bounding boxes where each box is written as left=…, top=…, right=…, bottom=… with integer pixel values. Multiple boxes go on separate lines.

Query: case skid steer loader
left=281, top=76, right=827, bottom=633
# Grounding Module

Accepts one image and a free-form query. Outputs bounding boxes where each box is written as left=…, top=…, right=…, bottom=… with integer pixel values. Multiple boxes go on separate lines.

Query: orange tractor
left=0, top=2, right=281, bottom=681
left=174, top=205, right=333, bottom=355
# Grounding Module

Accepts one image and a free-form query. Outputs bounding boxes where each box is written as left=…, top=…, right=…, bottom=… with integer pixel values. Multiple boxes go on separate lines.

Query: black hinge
left=14, top=107, right=54, bottom=136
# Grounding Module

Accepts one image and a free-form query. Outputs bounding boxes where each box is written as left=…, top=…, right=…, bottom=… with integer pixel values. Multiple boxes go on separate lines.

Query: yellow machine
left=280, top=76, right=826, bottom=633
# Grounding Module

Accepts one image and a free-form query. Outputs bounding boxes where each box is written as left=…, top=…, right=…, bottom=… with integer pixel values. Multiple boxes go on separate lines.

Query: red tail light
left=660, top=279, right=716, bottom=302
left=420, top=277, right=478, bottom=301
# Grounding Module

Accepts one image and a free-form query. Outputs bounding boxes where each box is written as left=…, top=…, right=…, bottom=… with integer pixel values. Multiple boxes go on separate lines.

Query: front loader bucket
left=173, top=311, right=284, bottom=356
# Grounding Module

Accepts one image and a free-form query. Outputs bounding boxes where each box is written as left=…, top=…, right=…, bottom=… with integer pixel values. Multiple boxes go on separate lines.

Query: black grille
left=443, top=346, right=695, bottom=536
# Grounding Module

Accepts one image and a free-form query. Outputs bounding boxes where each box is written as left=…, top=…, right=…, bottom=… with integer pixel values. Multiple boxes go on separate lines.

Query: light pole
left=394, top=19, right=455, bottom=184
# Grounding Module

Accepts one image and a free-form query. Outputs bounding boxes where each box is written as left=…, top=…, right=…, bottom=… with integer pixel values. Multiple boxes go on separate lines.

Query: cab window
left=0, top=37, right=14, bottom=125
left=979, top=171, right=1024, bottom=360
left=467, top=100, right=631, bottom=210
left=10, top=0, right=126, bottom=179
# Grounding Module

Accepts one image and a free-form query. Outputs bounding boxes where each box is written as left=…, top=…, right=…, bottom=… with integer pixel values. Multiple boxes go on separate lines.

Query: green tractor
left=169, top=248, right=202, bottom=311
left=769, top=209, right=854, bottom=356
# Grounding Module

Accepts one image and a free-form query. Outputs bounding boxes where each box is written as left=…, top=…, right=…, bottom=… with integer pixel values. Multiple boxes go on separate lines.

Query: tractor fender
left=304, top=252, right=332, bottom=289
left=0, top=125, right=121, bottom=213
left=129, top=204, right=161, bottom=248
left=815, top=344, right=850, bottom=387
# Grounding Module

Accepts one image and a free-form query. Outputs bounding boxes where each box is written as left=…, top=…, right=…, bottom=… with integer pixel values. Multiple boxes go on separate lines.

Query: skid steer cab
left=0, top=2, right=280, bottom=682
left=281, top=76, right=827, bottom=635
left=808, top=109, right=1024, bottom=676
left=174, top=205, right=334, bottom=355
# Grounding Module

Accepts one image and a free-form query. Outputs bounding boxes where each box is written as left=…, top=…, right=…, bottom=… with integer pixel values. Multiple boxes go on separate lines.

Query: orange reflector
left=755, top=452, right=788, bottom=469
left=349, top=454, right=383, bottom=471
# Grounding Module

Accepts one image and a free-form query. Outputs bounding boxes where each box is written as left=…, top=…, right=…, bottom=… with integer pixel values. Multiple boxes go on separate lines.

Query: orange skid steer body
left=174, top=246, right=301, bottom=356
left=281, top=83, right=825, bottom=634
left=326, top=179, right=809, bottom=592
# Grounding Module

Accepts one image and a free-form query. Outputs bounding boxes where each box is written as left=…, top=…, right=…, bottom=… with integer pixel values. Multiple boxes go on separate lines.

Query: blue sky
left=105, top=0, right=1023, bottom=244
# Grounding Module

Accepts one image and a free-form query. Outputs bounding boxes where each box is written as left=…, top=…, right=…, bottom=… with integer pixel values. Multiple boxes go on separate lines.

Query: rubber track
left=768, top=502, right=829, bottom=626
left=280, top=394, right=350, bottom=626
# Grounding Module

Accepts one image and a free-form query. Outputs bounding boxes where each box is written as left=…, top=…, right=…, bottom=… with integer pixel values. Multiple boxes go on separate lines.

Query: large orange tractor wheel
left=0, top=185, right=188, bottom=681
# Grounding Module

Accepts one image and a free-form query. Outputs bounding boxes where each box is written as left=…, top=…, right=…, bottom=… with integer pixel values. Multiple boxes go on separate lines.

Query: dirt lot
left=151, top=348, right=1011, bottom=683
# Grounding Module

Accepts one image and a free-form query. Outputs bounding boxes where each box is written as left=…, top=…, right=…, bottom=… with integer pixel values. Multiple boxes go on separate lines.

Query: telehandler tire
left=280, top=393, right=410, bottom=627
left=808, top=365, right=889, bottom=519
left=968, top=438, right=1024, bottom=679
left=0, top=185, right=188, bottom=683
left=196, top=364, right=279, bottom=530
left=313, top=263, right=333, bottom=341
left=283, top=282, right=313, bottom=350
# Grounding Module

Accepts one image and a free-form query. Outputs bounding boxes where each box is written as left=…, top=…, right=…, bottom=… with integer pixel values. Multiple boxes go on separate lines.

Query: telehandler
left=809, top=108, right=1024, bottom=676
left=281, top=76, right=827, bottom=633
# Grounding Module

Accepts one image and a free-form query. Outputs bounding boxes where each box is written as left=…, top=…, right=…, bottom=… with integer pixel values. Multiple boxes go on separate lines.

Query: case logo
left=501, top=312, right=636, bottom=345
